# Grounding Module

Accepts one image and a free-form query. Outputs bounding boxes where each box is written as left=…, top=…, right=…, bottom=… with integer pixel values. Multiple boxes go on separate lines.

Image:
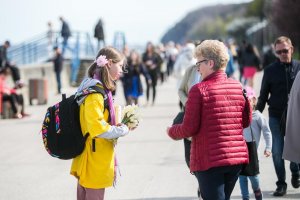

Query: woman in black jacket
left=142, top=42, right=162, bottom=106
left=122, top=50, right=151, bottom=105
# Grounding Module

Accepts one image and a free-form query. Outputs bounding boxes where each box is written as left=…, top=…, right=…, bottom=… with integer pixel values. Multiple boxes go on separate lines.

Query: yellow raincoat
left=70, top=91, right=115, bottom=189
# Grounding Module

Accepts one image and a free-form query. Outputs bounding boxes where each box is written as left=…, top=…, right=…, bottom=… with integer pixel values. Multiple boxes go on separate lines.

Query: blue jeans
left=194, top=165, right=242, bottom=200
left=239, top=175, right=260, bottom=199
left=269, top=116, right=300, bottom=187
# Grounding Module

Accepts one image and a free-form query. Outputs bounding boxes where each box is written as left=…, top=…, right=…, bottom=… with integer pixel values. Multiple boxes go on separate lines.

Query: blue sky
left=0, top=0, right=251, bottom=46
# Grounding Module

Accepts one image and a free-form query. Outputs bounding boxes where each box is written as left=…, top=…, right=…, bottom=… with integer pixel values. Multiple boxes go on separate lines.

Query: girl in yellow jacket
left=71, top=47, right=129, bottom=200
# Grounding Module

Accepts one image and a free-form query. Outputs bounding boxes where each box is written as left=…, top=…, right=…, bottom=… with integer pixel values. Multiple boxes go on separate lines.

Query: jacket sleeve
left=169, top=85, right=201, bottom=139
left=258, top=112, right=272, bottom=152
left=256, top=69, right=270, bottom=112
left=97, top=124, right=129, bottom=139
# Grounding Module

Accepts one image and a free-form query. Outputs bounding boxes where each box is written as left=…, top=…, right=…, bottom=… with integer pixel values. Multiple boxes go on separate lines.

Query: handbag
left=172, top=111, right=184, bottom=125
left=240, top=126, right=260, bottom=176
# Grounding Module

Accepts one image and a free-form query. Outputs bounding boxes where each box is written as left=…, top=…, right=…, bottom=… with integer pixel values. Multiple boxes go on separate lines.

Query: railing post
left=70, top=32, right=80, bottom=85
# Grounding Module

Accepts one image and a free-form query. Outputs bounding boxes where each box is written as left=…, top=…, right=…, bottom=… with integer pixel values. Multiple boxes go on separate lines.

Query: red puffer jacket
left=169, top=71, right=251, bottom=172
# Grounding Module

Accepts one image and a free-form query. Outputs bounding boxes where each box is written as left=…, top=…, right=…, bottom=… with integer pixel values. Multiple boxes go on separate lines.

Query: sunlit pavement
left=0, top=72, right=299, bottom=200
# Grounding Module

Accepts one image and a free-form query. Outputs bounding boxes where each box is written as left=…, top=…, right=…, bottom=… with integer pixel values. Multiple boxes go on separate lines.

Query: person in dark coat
left=59, top=16, right=71, bottom=55
left=257, top=36, right=300, bottom=197
left=0, top=40, right=23, bottom=88
left=94, top=19, right=105, bottom=50
left=142, top=42, right=162, bottom=106
left=53, top=47, right=63, bottom=94
left=122, top=50, right=150, bottom=105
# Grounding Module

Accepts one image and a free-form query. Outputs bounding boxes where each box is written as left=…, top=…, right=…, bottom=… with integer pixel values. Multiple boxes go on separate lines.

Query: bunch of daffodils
left=121, top=104, right=140, bottom=129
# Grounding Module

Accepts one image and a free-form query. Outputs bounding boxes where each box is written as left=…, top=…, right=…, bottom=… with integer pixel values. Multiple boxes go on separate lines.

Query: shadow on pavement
left=231, top=190, right=300, bottom=199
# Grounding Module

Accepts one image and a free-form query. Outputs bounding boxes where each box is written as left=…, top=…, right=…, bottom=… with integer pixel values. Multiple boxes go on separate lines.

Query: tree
left=270, top=0, right=300, bottom=51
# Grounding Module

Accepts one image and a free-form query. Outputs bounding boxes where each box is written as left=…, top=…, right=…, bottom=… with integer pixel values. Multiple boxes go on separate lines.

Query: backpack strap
left=88, top=85, right=109, bottom=111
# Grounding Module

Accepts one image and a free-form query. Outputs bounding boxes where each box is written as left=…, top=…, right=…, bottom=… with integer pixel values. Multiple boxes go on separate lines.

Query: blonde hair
left=274, top=36, right=293, bottom=47
left=88, top=47, right=125, bottom=91
left=194, top=40, right=229, bottom=70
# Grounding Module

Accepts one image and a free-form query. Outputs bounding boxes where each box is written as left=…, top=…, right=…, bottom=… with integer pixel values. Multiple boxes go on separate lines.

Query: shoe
left=291, top=175, right=300, bottom=188
left=273, top=185, right=287, bottom=196
left=21, top=113, right=30, bottom=118
left=254, top=188, right=263, bottom=200
left=13, top=113, right=22, bottom=119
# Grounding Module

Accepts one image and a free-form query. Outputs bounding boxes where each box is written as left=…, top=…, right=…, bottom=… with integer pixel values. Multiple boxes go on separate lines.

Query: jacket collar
left=202, top=70, right=227, bottom=82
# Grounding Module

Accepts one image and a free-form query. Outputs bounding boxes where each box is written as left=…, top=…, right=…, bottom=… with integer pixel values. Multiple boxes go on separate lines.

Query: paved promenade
left=0, top=72, right=299, bottom=200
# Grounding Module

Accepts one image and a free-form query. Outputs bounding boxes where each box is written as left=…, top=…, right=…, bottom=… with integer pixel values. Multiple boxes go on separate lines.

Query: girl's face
left=108, top=59, right=124, bottom=81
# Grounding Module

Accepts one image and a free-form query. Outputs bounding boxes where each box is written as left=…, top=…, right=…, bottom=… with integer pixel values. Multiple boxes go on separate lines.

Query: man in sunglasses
left=257, top=36, right=300, bottom=196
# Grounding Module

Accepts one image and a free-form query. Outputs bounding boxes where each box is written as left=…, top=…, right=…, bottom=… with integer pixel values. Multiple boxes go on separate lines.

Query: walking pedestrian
left=59, top=16, right=71, bottom=55
left=142, top=42, right=162, bottom=106
left=94, top=19, right=105, bottom=50
left=121, top=50, right=151, bottom=105
left=52, top=47, right=63, bottom=94
left=256, top=36, right=300, bottom=196
left=241, top=43, right=260, bottom=87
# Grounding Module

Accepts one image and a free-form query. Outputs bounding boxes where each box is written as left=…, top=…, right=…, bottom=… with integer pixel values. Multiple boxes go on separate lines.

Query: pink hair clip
left=95, top=55, right=108, bottom=67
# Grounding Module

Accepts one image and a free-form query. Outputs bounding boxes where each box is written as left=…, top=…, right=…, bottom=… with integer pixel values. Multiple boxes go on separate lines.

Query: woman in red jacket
left=167, top=40, right=252, bottom=200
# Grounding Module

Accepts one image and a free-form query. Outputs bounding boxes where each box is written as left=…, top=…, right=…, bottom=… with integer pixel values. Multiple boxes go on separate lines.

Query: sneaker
left=254, top=188, right=263, bottom=200
left=291, top=175, right=300, bottom=188
left=273, top=185, right=287, bottom=196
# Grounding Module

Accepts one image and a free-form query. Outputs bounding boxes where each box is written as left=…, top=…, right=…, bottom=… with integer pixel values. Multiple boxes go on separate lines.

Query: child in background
left=239, top=86, right=272, bottom=200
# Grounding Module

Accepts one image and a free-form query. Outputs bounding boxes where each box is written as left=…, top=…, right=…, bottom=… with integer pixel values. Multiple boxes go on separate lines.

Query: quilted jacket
left=169, top=71, right=251, bottom=172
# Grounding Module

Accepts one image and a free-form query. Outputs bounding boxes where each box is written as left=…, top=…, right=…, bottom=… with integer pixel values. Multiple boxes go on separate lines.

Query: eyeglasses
left=196, top=59, right=208, bottom=67
left=275, top=48, right=290, bottom=55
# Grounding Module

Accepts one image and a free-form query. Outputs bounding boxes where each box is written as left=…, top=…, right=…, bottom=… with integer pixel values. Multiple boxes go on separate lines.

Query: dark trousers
left=5, top=64, right=20, bottom=82
left=2, top=94, right=18, bottom=114
left=194, top=165, right=242, bottom=200
left=146, top=69, right=157, bottom=103
left=269, top=116, right=300, bottom=187
left=55, top=71, right=62, bottom=93
left=62, top=37, right=69, bottom=55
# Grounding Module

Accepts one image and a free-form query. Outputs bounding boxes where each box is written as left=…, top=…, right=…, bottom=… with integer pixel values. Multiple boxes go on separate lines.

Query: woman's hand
left=166, top=126, right=179, bottom=140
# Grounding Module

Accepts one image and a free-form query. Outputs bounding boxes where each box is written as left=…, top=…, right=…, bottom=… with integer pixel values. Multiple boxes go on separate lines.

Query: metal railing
left=7, top=31, right=96, bottom=66
left=7, top=31, right=96, bottom=83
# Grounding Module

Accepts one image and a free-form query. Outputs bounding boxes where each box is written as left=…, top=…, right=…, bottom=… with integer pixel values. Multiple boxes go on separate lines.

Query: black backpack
left=41, top=86, right=109, bottom=160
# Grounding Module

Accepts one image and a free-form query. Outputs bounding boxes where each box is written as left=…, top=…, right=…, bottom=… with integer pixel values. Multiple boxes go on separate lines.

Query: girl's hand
left=264, top=150, right=271, bottom=157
